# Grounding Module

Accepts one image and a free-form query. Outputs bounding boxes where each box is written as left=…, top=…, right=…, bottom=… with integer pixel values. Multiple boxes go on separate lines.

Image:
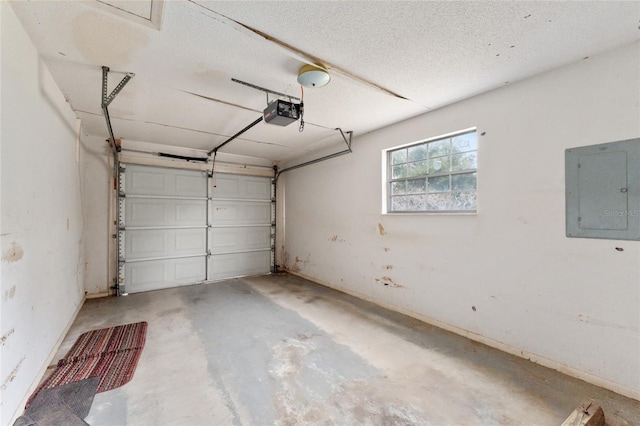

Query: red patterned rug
left=62, top=321, right=147, bottom=363
left=27, top=322, right=147, bottom=408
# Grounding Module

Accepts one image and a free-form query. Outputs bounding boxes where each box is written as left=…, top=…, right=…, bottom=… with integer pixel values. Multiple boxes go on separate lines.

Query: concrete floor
left=42, top=273, right=638, bottom=425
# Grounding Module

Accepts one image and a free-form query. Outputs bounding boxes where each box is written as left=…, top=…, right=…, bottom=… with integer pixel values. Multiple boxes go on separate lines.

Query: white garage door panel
left=127, top=167, right=207, bottom=197
left=126, top=257, right=206, bottom=293
left=125, top=228, right=206, bottom=260
left=120, top=167, right=273, bottom=294
left=209, top=226, right=271, bottom=254
left=208, top=251, right=271, bottom=281
left=126, top=198, right=207, bottom=227
left=121, top=165, right=209, bottom=294
left=210, top=201, right=271, bottom=225
left=208, top=173, right=274, bottom=282
left=214, top=174, right=271, bottom=200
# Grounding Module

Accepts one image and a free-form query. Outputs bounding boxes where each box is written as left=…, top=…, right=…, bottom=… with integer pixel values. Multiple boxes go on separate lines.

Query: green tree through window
left=387, top=130, right=477, bottom=212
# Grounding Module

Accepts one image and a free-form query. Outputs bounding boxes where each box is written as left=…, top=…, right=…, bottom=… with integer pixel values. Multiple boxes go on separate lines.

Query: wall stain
left=4, top=285, right=16, bottom=301
left=290, top=254, right=310, bottom=273
left=384, top=265, right=393, bottom=270
left=375, top=276, right=405, bottom=289
left=1, top=328, right=15, bottom=345
left=1, top=357, right=24, bottom=391
left=328, top=235, right=346, bottom=243
left=578, top=314, right=637, bottom=331
left=383, top=247, right=391, bottom=252
left=377, top=223, right=387, bottom=236
left=194, top=66, right=228, bottom=83
left=72, top=11, right=149, bottom=67
left=2, top=242, right=24, bottom=263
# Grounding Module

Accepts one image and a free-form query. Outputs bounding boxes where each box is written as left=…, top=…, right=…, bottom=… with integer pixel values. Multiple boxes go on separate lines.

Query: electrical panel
left=566, top=138, right=640, bottom=240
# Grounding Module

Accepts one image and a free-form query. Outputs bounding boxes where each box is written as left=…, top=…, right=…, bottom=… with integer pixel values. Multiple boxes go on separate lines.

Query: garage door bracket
left=102, top=67, right=133, bottom=297
left=101, top=66, right=134, bottom=154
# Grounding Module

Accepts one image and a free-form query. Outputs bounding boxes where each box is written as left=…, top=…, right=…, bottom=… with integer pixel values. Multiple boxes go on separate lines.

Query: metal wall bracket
left=102, top=67, right=135, bottom=109
left=101, top=66, right=134, bottom=153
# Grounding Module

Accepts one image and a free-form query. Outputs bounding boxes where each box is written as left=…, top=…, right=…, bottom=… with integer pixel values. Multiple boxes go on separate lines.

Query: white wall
left=281, top=41, right=640, bottom=399
left=0, top=3, right=86, bottom=423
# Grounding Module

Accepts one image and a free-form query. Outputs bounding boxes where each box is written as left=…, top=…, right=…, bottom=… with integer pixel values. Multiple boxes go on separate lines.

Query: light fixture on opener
left=297, top=64, right=331, bottom=88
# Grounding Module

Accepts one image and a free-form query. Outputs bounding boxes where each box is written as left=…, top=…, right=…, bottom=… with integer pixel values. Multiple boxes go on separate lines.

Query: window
left=386, top=130, right=477, bottom=213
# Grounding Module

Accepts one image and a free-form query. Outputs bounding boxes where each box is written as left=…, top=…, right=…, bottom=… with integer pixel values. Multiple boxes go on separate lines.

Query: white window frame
left=382, top=128, right=478, bottom=214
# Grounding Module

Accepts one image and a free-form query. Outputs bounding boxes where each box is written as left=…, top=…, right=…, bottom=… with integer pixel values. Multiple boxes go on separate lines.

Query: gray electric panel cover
left=566, top=138, right=640, bottom=240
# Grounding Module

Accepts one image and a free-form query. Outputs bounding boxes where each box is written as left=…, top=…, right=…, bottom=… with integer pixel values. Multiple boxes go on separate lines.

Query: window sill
left=382, top=211, right=477, bottom=216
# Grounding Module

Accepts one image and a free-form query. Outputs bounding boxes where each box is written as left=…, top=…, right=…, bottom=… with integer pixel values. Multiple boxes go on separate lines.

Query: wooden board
left=562, top=400, right=605, bottom=426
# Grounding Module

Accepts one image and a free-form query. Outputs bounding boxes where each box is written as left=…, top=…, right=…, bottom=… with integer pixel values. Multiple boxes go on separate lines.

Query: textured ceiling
left=10, top=0, right=640, bottom=165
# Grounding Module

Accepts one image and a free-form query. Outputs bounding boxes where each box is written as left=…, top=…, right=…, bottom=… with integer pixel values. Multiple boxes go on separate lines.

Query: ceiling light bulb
left=297, top=64, right=331, bottom=88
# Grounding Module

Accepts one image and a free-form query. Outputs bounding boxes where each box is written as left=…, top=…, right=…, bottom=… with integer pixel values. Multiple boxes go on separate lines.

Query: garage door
left=118, top=165, right=273, bottom=294
left=209, top=173, right=273, bottom=281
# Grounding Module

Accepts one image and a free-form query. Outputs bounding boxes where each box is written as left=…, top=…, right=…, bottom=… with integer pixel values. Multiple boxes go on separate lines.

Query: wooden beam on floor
left=562, top=400, right=605, bottom=426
